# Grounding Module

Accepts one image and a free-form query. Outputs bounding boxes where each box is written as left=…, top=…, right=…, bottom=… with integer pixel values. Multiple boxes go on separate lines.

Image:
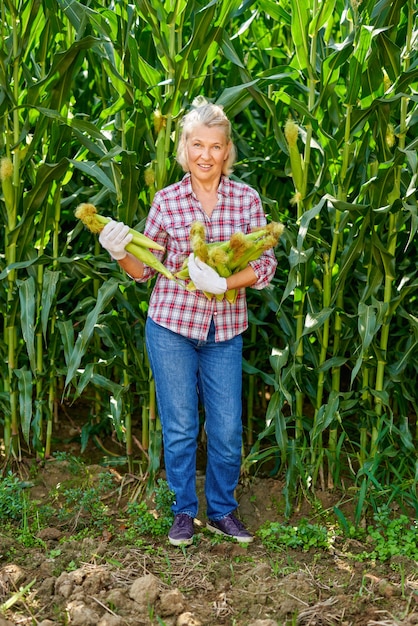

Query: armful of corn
left=176, top=220, right=284, bottom=303
left=75, top=203, right=175, bottom=281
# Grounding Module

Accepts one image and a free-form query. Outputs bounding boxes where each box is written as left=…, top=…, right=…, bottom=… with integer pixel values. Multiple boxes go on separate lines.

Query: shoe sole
left=206, top=522, right=254, bottom=543
left=168, top=536, right=194, bottom=546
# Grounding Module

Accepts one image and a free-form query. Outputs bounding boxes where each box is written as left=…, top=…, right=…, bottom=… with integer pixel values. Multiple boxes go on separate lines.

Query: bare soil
left=0, top=425, right=417, bottom=626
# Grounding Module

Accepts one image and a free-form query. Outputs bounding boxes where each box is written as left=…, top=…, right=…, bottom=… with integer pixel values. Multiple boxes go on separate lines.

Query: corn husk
left=0, top=157, right=14, bottom=211
left=177, top=220, right=284, bottom=302
left=75, top=203, right=164, bottom=250
left=75, top=203, right=175, bottom=281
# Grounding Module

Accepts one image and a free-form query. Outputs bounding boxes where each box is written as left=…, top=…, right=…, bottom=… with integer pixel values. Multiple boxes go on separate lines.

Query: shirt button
left=213, top=311, right=218, bottom=315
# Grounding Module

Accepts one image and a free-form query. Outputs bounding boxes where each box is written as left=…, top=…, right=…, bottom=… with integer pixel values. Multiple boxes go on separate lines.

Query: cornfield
left=1, top=0, right=417, bottom=519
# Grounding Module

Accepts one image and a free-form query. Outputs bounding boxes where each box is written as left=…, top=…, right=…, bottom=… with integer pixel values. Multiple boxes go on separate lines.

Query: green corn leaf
left=221, top=32, right=247, bottom=69
left=320, top=39, right=354, bottom=97
left=135, top=0, right=171, bottom=61
left=258, top=0, right=290, bottom=23
left=347, top=25, right=374, bottom=106
left=18, top=276, right=36, bottom=375
left=15, top=367, right=33, bottom=445
left=242, top=359, right=278, bottom=388
left=371, top=0, right=406, bottom=30
left=360, top=45, right=387, bottom=108
left=281, top=248, right=314, bottom=304
left=328, top=198, right=371, bottom=214
left=309, top=0, right=336, bottom=35
left=70, top=160, right=116, bottom=194
left=377, top=32, right=401, bottom=81
left=73, top=364, right=124, bottom=402
left=0, top=258, right=42, bottom=282
left=359, top=266, right=384, bottom=303
left=21, top=159, right=69, bottom=221
left=28, top=36, right=100, bottom=110
left=216, top=80, right=259, bottom=114
left=36, top=106, right=111, bottom=141
left=101, top=59, right=134, bottom=102
left=55, top=0, right=102, bottom=34
left=175, top=1, right=220, bottom=86
left=301, top=308, right=334, bottom=337
left=265, top=391, right=288, bottom=456
left=351, top=303, right=382, bottom=384
left=290, top=0, right=309, bottom=71
left=109, top=394, right=124, bottom=441
left=65, top=278, right=119, bottom=387
left=389, top=337, right=418, bottom=378
left=129, top=45, right=162, bottom=91
left=41, top=270, right=60, bottom=340
left=288, top=246, right=314, bottom=270
left=269, top=349, right=293, bottom=412
left=404, top=202, right=418, bottom=252
left=57, top=320, right=75, bottom=367
left=0, top=579, right=36, bottom=611
left=396, top=66, right=418, bottom=92
left=215, top=0, right=242, bottom=26
left=119, top=152, right=141, bottom=225
left=398, top=418, right=415, bottom=452
left=371, top=231, right=396, bottom=281
left=311, top=392, right=340, bottom=446
left=275, top=91, right=316, bottom=123
left=334, top=215, right=370, bottom=299
left=358, top=302, right=381, bottom=350
left=297, top=197, right=328, bottom=249
left=317, top=356, right=348, bottom=372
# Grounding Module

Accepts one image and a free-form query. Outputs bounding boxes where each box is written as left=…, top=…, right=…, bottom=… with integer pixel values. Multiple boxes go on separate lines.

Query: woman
left=99, top=98, right=277, bottom=546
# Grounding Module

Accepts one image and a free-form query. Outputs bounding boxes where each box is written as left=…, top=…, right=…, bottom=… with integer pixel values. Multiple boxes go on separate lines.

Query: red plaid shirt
left=138, top=174, right=277, bottom=342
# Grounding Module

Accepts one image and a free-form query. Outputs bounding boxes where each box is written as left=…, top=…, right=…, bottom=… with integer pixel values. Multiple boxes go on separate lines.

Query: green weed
left=52, top=451, right=87, bottom=476
left=0, top=473, right=28, bottom=522
left=55, top=471, right=116, bottom=531
left=126, top=479, right=174, bottom=538
left=259, top=505, right=418, bottom=563
left=257, top=518, right=333, bottom=552
left=358, top=506, right=418, bottom=562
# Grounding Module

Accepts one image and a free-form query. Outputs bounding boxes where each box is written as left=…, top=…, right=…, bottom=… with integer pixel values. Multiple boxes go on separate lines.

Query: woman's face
left=185, top=124, right=231, bottom=186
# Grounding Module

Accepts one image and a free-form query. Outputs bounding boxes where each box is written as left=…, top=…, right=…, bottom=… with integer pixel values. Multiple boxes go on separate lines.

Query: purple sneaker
left=206, top=513, right=254, bottom=543
left=168, top=513, right=194, bottom=546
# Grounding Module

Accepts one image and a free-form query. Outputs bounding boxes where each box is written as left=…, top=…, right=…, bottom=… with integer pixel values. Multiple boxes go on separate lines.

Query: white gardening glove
left=188, top=253, right=227, bottom=295
left=99, top=220, right=133, bottom=260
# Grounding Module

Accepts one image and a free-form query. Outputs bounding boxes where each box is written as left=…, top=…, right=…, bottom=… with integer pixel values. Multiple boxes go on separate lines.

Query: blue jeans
left=145, top=317, right=243, bottom=520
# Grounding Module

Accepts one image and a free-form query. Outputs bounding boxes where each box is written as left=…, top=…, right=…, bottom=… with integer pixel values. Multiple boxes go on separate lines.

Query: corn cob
left=75, top=203, right=175, bottom=281
left=75, top=203, right=164, bottom=250
left=284, top=118, right=304, bottom=193
left=0, top=157, right=14, bottom=212
left=178, top=220, right=284, bottom=302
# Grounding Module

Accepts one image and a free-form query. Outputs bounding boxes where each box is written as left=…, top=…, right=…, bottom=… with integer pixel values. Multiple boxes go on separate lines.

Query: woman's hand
left=188, top=253, right=227, bottom=295
left=99, top=220, right=133, bottom=260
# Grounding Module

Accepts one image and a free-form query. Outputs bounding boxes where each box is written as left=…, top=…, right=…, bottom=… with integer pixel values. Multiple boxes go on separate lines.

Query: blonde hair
left=176, top=96, right=237, bottom=176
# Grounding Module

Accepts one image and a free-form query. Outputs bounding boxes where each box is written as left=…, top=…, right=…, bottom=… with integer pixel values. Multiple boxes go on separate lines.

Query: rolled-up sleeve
left=249, top=249, right=278, bottom=289
left=247, top=191, right=278, bottom=290
left=135, top=196, right=168, bottom=282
